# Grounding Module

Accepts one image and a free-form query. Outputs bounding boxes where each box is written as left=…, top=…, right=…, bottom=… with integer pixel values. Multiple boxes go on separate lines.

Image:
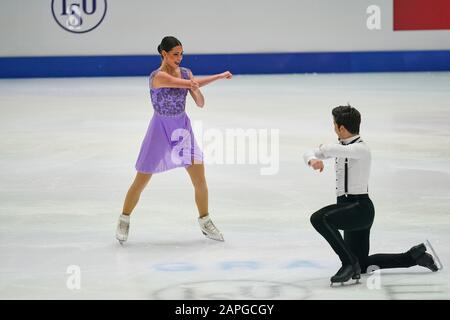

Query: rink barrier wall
left=1, top=50, right=450, bottom=78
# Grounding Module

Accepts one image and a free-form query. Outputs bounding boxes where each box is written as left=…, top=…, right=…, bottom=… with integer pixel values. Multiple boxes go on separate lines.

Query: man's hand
left=308, top=159, right=324, bottom=172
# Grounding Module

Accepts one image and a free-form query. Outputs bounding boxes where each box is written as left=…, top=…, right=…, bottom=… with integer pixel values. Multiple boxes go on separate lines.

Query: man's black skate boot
left=408, top=243, right=438, bottom=272
left=408, top=243, right=426, bottom=259
left=330, top=262, right=361, bottom=286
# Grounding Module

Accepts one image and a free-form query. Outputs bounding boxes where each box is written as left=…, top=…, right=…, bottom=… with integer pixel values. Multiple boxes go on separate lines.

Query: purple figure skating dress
left=135, top=67, right=203, bottom=173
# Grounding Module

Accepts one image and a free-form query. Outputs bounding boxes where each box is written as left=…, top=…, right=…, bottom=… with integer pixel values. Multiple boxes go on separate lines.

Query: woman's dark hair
left=157, top=36, right=182, bottom=56
left=332, top=104, right=361, bottom=134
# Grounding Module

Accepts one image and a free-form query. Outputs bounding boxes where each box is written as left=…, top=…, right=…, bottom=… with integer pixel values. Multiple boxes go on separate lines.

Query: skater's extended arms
left=153, top=71, right=199, bottom=91
left=304, top=143, right=368, bottom=163
left=194, top=71, right=232, bottom=87
left=304, top=142, right=370, bottom=172
left=318, top=143, right=369, bottom=159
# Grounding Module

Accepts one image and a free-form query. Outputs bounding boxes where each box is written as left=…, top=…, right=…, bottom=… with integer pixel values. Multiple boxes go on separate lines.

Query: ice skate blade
left=426, top=239, right=444, bottom=271
left=201, top=231, right=224, bottom=242
left=205, top=235, right=225, bottom=242
left=330, top=279, right=361, bottom=287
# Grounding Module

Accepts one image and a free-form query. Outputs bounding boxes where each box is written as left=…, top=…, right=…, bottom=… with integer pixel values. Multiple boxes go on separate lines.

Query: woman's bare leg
left=185, top=163, right=208, bottom=218
left=122, top=172, right=152, bottom=215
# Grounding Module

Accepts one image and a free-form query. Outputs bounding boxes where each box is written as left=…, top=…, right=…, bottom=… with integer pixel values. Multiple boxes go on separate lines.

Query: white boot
left=116, top=214, right=130, bottom=244
left=198, top=214, right=224, bottom=242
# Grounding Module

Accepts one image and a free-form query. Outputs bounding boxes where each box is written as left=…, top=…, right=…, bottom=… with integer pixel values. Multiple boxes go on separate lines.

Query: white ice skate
left=116, top=214, right=130, bottom=245
left=198, top=215, right=224, bottom=242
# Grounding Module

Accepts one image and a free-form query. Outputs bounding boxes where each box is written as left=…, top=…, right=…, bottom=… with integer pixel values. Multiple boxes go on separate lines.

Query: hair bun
left=157, top=44, right=162, bottom=53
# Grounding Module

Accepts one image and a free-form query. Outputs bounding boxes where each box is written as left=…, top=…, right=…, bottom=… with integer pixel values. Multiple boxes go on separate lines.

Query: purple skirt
left=135, top=112, right=203, bottom=174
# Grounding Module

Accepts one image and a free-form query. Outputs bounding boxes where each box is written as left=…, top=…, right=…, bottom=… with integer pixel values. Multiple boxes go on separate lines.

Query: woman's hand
left=219, top=71, right=233, bottom=79
left=190, top=79, right=199, bottom=91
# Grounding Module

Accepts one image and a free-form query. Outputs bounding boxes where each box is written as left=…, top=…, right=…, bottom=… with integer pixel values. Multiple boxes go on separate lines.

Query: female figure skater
left=303, top=105, right=439, bottom=285
left=116, top=36, right=232, bottom=244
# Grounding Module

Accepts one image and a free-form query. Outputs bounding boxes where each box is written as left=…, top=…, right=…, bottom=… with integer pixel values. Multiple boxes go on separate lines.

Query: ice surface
left=0, top=72, right=449, bottom=299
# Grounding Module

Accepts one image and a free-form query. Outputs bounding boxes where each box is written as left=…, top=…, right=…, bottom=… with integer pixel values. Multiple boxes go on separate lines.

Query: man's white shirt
left=303, top=135, right=371, bottom=196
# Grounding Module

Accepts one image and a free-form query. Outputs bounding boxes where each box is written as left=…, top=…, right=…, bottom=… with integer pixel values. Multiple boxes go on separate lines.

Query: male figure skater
left=303, top=105, right=439, bottom=285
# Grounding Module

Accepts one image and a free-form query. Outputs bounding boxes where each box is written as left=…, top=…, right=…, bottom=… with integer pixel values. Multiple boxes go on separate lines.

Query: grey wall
left=1, top=0, right=449, bottom=57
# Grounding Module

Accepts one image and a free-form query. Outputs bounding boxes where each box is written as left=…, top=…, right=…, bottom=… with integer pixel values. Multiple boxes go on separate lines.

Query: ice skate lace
left=203, top=220, right=219, bottom=233
left=119, top=220, right=129, bottom=234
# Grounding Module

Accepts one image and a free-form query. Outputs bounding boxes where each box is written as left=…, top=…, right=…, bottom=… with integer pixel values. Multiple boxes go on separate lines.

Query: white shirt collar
left=339, top=135, right=360, bottom=145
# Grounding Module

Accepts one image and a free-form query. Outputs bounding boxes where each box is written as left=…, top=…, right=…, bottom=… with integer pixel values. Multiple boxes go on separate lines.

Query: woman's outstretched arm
left=153, top=71, right=199, bottom=90
left=194, top=71, right=232, bottom=88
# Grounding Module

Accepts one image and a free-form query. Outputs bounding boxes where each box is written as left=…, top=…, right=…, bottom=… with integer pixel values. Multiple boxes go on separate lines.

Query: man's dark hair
left=332, top=105, right=361, bottom=134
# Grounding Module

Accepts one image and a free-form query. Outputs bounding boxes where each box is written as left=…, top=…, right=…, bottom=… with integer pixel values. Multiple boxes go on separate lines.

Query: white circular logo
left=51, top=0, right=107, bottom=33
